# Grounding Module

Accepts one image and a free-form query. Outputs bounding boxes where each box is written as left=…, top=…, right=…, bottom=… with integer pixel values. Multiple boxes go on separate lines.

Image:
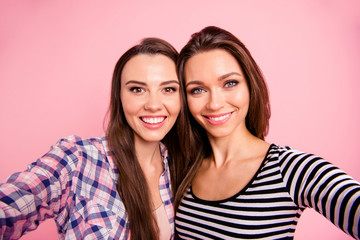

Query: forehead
left=122, top=54, right=175, bottom=73
left=184, top=49, right=242, bottom=79
left=121, top=54, right=176, bottom=80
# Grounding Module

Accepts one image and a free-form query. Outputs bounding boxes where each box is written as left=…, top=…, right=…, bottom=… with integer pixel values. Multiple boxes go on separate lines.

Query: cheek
left=230, top=88, right=250, bottom=106
left=167, top=94, right=181, bottom=115
left=121, top=94, right=139, bottom=118
left=186, top=96, right=201, bottom=116
left=121, top=104, right=135, bottom=123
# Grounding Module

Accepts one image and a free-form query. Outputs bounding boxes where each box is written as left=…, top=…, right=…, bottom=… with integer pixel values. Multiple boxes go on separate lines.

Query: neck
left=134, top=138, right=161, bottom=167
left=207, top=126, right=263, bottom=168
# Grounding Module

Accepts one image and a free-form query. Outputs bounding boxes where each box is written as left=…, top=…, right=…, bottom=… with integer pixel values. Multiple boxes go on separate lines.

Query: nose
left=206, top=90, right=225, bottom=111
left=144, top=92, right=163, bottom=111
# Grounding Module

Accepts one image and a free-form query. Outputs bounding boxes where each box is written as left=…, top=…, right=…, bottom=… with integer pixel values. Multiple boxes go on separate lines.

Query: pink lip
left=203, top=112, right=233, bottom=126
left=140, top=115, right=167, bottom=129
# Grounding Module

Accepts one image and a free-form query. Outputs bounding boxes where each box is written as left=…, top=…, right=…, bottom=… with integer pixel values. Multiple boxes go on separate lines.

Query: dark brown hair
left=174, top=26, right=271, bottom=209
left=106, top=38, right=188, bottom=239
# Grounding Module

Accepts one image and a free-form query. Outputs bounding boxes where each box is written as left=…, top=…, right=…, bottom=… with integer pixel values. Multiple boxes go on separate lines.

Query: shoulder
left=267, top=143, right=330, bottom=177
left=38, top=135, right=109, bottom=169
left=53, top=135, right=108, bottom=155
left=266, top=144, right=325, bottom=169
left=267, top=144, right=319, bottom=161
left=267, top=144, right=293, bottom=156
left=55, top=134, right=106, bottom=147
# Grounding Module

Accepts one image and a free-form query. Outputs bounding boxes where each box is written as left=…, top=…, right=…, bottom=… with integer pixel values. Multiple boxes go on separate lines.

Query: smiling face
left=184, top=49, right=250, bottom=139
left=120, top=54, right=180, bottom=144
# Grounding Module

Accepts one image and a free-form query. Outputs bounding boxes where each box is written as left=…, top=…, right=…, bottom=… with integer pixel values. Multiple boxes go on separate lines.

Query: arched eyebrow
left=125, top=80, right=146, bottom=86
left=185, top=80, right=203, bottom=88
left=185, top=72, right=243, bottom=87
left=218, top=72, right=242, bottom=81
left=160, top=80, right=179, bottom=86
left=125, top=80, right=179, bottom=86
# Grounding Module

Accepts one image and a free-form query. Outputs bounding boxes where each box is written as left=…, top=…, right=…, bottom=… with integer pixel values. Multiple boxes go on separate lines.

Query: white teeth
left=208, top=113, right=231, bottom=121
left=141, top=117, right=165, bottom=124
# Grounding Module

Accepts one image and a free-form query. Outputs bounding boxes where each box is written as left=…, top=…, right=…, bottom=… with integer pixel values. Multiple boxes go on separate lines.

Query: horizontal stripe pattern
left=175, top=144, right=360, bottom=239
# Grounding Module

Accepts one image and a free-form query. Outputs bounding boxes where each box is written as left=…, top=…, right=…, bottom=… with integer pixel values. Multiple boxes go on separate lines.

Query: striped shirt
left=0, top=135, right=175, bottom=239
left=175, top=144, right=360, bottom=239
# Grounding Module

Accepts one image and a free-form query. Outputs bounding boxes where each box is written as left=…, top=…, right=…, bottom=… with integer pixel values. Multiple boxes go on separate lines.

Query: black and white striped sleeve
left=279, top=149, right=360, bottom=239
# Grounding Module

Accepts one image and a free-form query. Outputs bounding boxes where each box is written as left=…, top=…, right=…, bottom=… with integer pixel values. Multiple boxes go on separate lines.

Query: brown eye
left=162, top=87, right=177, bottom=93
left=130, top=87, right=144, bottom=93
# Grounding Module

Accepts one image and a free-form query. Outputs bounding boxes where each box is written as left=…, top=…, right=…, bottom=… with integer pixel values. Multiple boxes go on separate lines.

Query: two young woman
left=1, top=27, right=359, bottom=240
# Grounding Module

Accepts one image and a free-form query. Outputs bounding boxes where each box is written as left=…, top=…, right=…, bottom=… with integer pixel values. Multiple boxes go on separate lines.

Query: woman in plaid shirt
left=0, top=38, right=189, bottom=239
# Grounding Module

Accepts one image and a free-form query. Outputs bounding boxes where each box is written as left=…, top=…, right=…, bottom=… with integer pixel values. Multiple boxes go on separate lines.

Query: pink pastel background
left=1, top=0, right=359, bottom=239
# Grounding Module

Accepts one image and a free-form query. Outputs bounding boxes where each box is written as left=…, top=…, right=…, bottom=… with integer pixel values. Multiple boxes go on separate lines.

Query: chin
left=144, top=135, right=167, bottom=143
left=207, top=129, right=234, bottom=139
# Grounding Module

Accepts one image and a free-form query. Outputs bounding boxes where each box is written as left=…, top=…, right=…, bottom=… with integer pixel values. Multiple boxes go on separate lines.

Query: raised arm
left=0, top=137, right=79, bottom=239
left=279, top=149, right=360, bottom=239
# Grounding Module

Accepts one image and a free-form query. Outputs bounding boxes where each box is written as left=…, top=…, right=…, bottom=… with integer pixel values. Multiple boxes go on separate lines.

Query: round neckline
left=189, top=144, right=276, bottom=204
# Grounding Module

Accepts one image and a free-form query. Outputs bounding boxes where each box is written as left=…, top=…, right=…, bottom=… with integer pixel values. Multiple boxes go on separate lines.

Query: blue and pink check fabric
left=0, top=135, right=175, bottom=239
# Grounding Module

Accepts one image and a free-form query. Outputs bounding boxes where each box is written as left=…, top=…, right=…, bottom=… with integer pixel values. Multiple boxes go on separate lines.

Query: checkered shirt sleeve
left=0, top=135, right=175, bottom=239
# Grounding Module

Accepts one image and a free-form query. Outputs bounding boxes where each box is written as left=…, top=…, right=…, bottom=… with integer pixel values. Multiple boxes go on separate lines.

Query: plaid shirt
left=0, top=135, right=175, bottom=239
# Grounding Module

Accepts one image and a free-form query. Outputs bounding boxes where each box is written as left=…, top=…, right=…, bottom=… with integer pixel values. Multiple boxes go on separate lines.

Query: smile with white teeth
left=141, top=117, right=166, bottom=124
left=206, top=113, right=231, bottom=121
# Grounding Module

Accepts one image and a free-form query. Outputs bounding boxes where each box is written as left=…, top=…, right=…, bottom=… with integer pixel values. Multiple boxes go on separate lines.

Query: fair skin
left=185, top=49, right=270, bottom=201
left=121, top=53, right=180, bottom=208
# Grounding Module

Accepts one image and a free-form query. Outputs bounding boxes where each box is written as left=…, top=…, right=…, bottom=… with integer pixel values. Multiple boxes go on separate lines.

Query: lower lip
left=204, top=113, right=232, bottom=126
left=141, top=119, right=166, bottom=129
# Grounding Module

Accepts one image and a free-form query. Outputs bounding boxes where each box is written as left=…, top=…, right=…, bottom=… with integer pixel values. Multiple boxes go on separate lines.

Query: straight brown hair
left=106, top=38, right=188, bottom=239
left=174, top=26, right=271, bottom=210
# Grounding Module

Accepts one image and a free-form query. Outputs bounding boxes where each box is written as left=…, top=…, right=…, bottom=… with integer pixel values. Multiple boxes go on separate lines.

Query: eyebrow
left=185, top=72, right=242, bottom=87
left=125, top=80, right=146, bottom=86
left=125, top=80, right=179, bottom=86
left=218, top=72, right=242, bottom=81
left=160, top=80, right=180, bottom=86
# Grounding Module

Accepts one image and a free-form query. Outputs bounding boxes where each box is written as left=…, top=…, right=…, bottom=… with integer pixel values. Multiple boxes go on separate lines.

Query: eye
left=130, top=87, right=145, bottom=93
left=224, top=80, right=239, bottom=88
left=189, top=87, right=205, bottom=95
left=162, top=87, right=177, bottom=93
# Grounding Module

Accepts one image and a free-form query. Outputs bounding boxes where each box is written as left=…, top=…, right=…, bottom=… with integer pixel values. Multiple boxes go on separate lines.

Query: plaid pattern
left=0, top=135, right=175, bottom=239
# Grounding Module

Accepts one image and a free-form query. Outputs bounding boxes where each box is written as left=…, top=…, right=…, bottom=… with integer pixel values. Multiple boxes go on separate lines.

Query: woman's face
left=120, top=54, right=180, bottom=144
left=184, top=49, right=250, bottom=139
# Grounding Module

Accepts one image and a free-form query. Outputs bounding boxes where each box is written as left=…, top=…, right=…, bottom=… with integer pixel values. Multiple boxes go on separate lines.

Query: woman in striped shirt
left=174, top=26, right=360, bottom=239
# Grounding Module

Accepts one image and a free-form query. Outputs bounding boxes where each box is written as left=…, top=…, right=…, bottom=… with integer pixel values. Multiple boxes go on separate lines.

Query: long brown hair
left=174, top=26, right=271, bottom=210
left=106, top=38, right=188, bottom=239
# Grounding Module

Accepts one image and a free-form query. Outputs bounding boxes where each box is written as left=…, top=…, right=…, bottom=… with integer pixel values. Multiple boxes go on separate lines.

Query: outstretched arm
left=280, top=149, right=360, bottom=239
left=0, top=138, right=79, bottom=239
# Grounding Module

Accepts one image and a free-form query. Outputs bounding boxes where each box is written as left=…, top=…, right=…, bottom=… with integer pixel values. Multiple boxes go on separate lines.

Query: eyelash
left=162, top=87, right=177, bottom=93
left=129, top=87, right=178, bottom=94
left=130, top=87, right=144, bottom=93
left=189, top=88, right=205, bottom=95
left=189, top=80, right=239, bottom=95
left=224, top=80, right=239, bottom=88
